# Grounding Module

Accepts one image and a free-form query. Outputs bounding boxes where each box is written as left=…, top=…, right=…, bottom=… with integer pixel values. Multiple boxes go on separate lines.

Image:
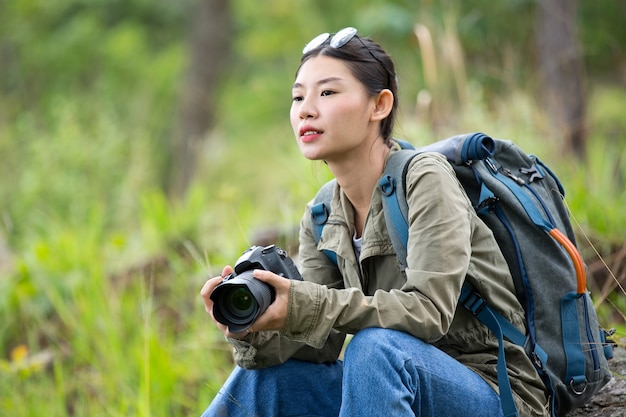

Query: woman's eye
left=321, top=90, right=335, bottom=97
left=292, top=96, right=303, bottom=102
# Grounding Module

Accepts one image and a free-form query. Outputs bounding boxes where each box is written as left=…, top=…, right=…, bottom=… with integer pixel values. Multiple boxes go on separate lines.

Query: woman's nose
left=298, top=97, right=317, bottom=119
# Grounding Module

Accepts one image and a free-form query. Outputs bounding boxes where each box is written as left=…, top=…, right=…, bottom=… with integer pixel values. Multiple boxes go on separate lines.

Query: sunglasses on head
left=302, top=27, right=359, bottom=54
left=301, top=27, right=393, bottom=88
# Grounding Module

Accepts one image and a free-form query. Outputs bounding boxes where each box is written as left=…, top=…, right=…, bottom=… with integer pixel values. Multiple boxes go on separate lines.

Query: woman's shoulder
left=407, top=150, right=449, bottom=166
left=404, top=151, right=458, bottom=183
left=402, top=150, right=471, bottom=209
left=384, top=144, right=455, bottom=181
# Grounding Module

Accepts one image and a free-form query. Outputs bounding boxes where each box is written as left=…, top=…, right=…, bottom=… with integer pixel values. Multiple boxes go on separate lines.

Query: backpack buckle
left=380, top=175, right=396, bottom=196
left=311, top=202, right=330, bottom=226
left=475, top=196, right=499, bottom=213
left=520, top=165, right=544, bottom=183
left=459, top=286, right=487, bottom=316
left=530, top=351, right=545, bottom=371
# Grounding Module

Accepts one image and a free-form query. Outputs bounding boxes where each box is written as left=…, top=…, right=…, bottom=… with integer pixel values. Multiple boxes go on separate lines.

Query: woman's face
left=290, top=55, right=380, bottom=163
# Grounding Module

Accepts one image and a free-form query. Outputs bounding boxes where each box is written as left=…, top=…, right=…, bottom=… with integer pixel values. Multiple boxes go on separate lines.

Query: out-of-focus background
left=1, top=0, right=624, bottom=415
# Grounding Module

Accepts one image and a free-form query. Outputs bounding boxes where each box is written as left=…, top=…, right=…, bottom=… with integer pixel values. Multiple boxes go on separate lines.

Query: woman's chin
left=298, top=146, right=326, bottom=161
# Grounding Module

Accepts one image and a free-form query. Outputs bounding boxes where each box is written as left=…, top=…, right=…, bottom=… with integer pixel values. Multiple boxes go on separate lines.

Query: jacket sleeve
left=281, top=153, right=475, bottom=348
left=227, top=328, right=346, bottom=369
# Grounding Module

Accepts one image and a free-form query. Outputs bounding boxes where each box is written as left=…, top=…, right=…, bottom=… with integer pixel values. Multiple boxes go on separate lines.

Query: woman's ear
left=370, top=89, right=394, bottom=122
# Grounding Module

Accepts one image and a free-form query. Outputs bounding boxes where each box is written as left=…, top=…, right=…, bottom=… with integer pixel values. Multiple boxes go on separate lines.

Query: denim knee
left=345, top=327, right=385, bottom=353
left=344, top=328, right=415, bottom=370
left=345, top=327, right=425, bottom=356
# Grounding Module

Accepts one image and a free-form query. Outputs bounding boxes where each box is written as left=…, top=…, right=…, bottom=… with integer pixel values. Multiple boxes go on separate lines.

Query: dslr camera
left=210, top=245, right=302, bottom=333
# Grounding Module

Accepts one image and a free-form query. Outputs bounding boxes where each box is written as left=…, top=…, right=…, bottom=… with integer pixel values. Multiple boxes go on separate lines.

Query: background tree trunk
left=169, top=0, right=233, bottom=198
left=535, top=0, right=587, bottom=159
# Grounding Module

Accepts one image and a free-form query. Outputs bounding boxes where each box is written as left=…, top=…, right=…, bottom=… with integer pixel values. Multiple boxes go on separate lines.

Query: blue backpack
left=310, top=132, right=614, bottom=417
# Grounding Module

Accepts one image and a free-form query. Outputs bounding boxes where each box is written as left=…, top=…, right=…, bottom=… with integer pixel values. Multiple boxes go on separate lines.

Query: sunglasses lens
left=329, top=27, right=357, bottom=49
left=302, top=33, right=330, bottom=54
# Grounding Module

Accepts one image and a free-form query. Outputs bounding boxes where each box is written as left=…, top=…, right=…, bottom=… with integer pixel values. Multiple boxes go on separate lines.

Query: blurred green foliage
left=0, top=0, right=624, bottom=415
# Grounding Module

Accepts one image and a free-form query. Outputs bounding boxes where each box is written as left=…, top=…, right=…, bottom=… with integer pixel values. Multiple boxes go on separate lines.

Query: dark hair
left=296, top=35, right=398, bottom=145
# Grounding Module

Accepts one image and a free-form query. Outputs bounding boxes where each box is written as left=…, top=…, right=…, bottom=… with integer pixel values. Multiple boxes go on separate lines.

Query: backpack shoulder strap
left=379, top=149, right=420, bottom=270
left=310, top=179, right=337, bottom=265
left=460, top=284, right=538, bottom=417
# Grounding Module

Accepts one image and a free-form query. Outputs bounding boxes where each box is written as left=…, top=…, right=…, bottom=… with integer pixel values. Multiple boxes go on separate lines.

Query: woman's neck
left=328, top=138, right=391, bottom=235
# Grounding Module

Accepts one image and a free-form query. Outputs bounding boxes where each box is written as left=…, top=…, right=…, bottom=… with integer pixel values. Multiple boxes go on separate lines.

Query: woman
left=201, top=27, right=549, bottom=416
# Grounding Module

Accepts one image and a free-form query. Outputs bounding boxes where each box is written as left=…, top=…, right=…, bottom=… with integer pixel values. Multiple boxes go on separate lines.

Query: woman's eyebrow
left=292, top=77, right=345, bottom=89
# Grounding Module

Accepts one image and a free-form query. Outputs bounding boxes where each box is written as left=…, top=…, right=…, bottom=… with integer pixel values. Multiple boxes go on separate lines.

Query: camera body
left=210, top=245, right=302, bottom=333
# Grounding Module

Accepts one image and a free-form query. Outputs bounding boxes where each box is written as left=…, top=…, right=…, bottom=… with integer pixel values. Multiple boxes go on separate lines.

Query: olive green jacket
left=227, top=149, right=549, bottom=416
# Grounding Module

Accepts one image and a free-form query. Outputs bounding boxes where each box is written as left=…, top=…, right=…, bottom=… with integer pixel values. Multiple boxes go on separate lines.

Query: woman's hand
left=248, top=269, right=291, bottom=332
left=200, top=266, right=247, bottom=338
left=200, top=266, right=291, bottom=339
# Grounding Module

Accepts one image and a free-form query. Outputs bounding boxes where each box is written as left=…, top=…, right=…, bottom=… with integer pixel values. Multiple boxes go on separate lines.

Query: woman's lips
left=299, top=125, right=323, bottom=142
left=301, top=131, right=322, bottom=142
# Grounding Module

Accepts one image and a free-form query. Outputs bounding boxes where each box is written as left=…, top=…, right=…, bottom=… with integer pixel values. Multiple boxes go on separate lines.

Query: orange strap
left=548, top=228, right=586, bottom=294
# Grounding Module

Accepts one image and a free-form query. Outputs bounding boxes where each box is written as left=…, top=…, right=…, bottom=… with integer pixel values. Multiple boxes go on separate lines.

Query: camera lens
left=210, top=271, right=274, bottom=333
left=224, top=287, right=255, bottom=317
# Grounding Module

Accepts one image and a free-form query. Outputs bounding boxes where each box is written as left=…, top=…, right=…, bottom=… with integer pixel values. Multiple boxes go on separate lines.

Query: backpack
left=310, top=132, right=614, bottom=417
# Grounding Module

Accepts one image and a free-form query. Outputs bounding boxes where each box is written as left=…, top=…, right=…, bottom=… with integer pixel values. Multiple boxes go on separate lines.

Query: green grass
left=0, top=195, right=233, bottom=415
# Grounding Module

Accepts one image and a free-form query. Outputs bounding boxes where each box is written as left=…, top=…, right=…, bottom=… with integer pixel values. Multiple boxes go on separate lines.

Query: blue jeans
left=202, top=328, right=504, bottom=417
